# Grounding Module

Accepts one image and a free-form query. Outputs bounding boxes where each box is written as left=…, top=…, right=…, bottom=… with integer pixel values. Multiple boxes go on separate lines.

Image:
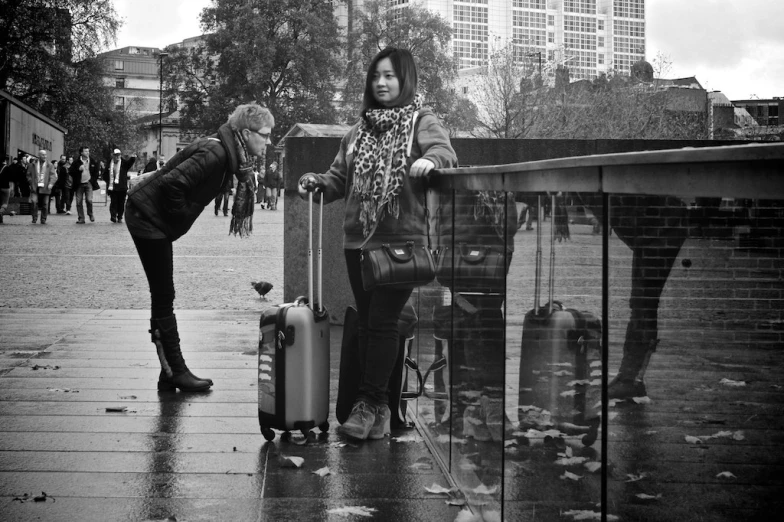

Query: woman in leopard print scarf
left=298, top=48, right=457, bottom=442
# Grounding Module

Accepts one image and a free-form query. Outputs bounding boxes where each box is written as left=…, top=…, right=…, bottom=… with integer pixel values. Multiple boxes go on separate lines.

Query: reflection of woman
left=125, top=104, right=274, bottom=392
left=298, top=48, right=457, bottom=440
left=434, top=190, right=517, bottom=442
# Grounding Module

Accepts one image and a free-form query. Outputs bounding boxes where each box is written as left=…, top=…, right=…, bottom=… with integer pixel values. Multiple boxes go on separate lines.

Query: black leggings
left=131, top=235, right=175, bottom=319
left=344, top=249, right=413, bottom=406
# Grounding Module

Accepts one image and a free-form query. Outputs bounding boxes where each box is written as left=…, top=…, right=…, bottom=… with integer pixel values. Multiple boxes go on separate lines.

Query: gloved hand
left=298, top=174, right=324, bottom=198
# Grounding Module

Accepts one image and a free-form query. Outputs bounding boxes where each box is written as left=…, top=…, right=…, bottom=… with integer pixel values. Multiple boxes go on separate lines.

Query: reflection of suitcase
left=518, top=196, right=601, bottom=445
left=336, top=303, right=422, bottom=430
left=258, top=192, right=330, bottom=441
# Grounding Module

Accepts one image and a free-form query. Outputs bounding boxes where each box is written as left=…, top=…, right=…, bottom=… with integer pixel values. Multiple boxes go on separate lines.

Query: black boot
left=150, top=315, right=213, bottom=392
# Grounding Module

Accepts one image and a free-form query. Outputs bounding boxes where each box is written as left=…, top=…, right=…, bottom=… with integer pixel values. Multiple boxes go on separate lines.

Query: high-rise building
left=344, top=0, right=646, bottom=80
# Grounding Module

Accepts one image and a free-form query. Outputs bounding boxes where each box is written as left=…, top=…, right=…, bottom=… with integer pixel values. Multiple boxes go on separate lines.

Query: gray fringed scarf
left=228, top=130, right=256, bottom=237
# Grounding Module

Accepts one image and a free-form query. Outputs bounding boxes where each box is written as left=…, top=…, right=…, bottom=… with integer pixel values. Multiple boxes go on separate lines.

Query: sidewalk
left=0, top=200, right=463, bottom=521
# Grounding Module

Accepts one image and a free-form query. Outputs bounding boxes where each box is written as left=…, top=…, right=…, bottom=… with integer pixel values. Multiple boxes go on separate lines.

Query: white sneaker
left=65, top=210, right=71, bottom=215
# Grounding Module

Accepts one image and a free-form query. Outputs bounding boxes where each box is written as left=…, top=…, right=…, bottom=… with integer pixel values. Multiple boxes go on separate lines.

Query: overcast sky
left=111, top=0, right=782, bottom=101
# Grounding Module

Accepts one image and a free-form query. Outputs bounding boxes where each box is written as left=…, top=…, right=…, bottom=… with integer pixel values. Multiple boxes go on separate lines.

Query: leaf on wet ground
left=105, top=406, right=129, bottom=413
left=410, top=457, right=433, bottom=471
left=560, top=471, right=583, bottom=481
left=632, top=396, right=652, bottom=404
left=552, top=370, right=573, bottom=377
left=686, top=430, right=744, bottom=444
left=278, top=455, right=304, bottom=468
left=13, top=491, right=54, bottom=503
left=635, top=493, right=662, bottom=502
left=326, top=506, right=377, bottom=517
left=312, top=466, right=331, bottom=477
left=716, top=471, right=737, bottom=479
left=47, top=388, right=79, bottom=393
left=625, top=472, right=648, bottom=482
left=584, top=461, right=602, bottom=473
left=560, top=390, right=577, bottom=397
left=31, top=365, right=59, bottom=370
left=567, top=379, right=591, bottom=387
left=563, top=510, right=619, bottom=521
left=471, top=484, right=499, bottom=495
left=719, top=378, right=746, bottom=387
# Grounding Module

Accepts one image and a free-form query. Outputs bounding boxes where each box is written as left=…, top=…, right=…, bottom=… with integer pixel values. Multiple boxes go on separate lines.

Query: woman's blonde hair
left=227, top=104, right=275, bottom=132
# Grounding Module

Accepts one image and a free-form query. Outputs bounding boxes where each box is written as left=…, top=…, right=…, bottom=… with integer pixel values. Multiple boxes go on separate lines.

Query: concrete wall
left=283, top=137, right=744, bottom=323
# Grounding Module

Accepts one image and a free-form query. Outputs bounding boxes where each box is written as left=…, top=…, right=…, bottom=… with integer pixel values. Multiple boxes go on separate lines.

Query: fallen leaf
left=278, top=455, right=304, bottom=468
left=560, top=471, right=583, bottom=481
left=632, top=396, right=652, bottom=404
left=555, top=456, right=587, bottom=466
left=446, top=497, right=467, bottom=506
left=105, top=406, right=128, bottom=413
left=472, top=484, right=499, bottom=495
left=409, top=462, right=433, bottom=471
left=635, top=493, right=662, bottom=501
left=553, top=370, right=573, bottom=377
left=548, top=362, right=573, bottom=367
left=716, top=471, right=737, bottom=479
left=312, top=466, right=331, bottom=477
left=584, top=461, right=602, bottom=473
left=625, top=472, right=648, bottom=482
left=567, top=379, right=591, bottom=387
left=685, top=436, right=703, bottom=444
left=326, top=506, right=377, bottom=517
left=425, top=483, right=454, bottom=495
left=560, top=390, right=577, bottom=398
left=719, top=378, right=746, bottom=387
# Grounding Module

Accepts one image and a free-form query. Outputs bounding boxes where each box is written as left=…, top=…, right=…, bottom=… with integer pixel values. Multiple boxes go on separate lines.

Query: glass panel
left=504, top=191, right=605, bottom=519
left=605, top=193, right=783, bottom=521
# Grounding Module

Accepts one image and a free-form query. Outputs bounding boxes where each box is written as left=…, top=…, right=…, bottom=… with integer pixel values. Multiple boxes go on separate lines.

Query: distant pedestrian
left=0, top=156, right=13, bottom=223
left=143, top=152, right=159, bottom=173
left=103, top=148, right=136, bottom=223
left=264, top=161, right=280, bottom=210
left=26, top=150, right=57, bottom=224
left=214, top=175, right=233, bottom=216
left=125, top=103, right=274, bottom=391
left=69, top=146, right=99, bottom=224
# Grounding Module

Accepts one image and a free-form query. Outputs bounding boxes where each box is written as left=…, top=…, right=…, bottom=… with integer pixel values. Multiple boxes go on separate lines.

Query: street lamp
left=158, top=51, right=169, bottom=156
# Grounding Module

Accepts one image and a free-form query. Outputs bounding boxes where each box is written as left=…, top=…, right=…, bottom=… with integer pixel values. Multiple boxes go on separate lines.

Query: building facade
left=1, top=90, right=67, bottom=161
left=731, top=98, right=782, bottom=128
left=365, top=0, right=646, bottom=80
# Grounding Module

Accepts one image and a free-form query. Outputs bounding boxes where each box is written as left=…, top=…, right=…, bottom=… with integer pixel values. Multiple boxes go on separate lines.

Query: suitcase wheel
left=318, top=421, right=329, bottom=433
left=261, top=427, right=275, bottom=442
left=280, top=431, right=291, bottom=442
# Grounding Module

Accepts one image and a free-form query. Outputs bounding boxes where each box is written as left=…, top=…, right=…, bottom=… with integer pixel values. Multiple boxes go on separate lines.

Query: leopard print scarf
left=353, top=94, right=423, bottom=238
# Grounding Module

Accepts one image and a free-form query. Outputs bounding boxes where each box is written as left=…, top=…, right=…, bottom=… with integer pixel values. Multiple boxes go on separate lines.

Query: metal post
left=158, top=52, right=169, bottom=156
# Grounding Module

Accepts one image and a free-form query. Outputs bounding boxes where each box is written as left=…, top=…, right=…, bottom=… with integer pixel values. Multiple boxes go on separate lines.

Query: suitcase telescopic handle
left=308, top=191, right=314, bottom=311
left=307, top=190, right=324, bottom=313
left=533, top=194, right=558, bottom=314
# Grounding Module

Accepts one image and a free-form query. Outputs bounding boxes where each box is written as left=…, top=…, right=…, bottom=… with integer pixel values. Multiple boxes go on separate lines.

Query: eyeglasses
left=248, top=129, right=270, bottom=141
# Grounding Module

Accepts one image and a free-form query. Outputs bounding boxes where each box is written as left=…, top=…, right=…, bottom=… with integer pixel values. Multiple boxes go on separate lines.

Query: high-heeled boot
left=150, top=315, right=213, bottom=392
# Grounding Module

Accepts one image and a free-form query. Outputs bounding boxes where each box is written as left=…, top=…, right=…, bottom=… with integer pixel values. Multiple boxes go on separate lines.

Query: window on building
left=114, top=60, right=124, bottom=70
left=598, top=19, right=604, bottom=31
left=598, top=36, right=604, bottom=47
left=548, top=32, right=555, bottom=43
left=115, top=78, right=125, bottom=88
left=115, top=96, right=124, bottom=110
left=548, top=14, right=554, bottom=26
left=463, top=86, right=469, bottom=95
left=598, top=54, right=604, bottom=64
left=129, top=47, right=138, bottom=54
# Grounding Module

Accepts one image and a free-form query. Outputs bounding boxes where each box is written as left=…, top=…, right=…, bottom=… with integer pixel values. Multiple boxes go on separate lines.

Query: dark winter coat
left=68, top=157, right=100, bottom=188
left=102, top=156, right=137, bottom=192
left=124, top=124, right=242, bottom=241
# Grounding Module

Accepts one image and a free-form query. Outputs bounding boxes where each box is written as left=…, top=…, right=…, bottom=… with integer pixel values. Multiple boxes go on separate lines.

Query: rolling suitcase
left=518, top=195, right=602, bottom=446
left=258, top=191, right=330, bottom=441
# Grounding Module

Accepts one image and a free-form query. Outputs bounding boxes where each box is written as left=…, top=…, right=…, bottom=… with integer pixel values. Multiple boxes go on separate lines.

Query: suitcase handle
left=308, top=191, right=325, bottom=313
left=533, top=194, right=558, bottom=314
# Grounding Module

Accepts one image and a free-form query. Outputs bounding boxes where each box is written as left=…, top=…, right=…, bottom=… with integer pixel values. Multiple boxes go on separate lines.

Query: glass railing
left=407, top=142, right=784, bottom=521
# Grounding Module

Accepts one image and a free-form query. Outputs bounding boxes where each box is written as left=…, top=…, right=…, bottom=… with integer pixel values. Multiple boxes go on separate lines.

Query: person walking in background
left=264, top=161, right=280, bottom=210
left=0, top=156, right=13, bottom=224
left=48, top=159, right=59, bottom=215
left=26, top=150, right=57, bottom=224
left=125, top=103, right=274, bottom=392
left=298, top=47, right=457, bottom=440
left=214, top=175, right=233, bottom=216
left=103, top=148, right=136, bottom=223
left=55, top=155, right=69, bottom=214
left=69, top=146, right=99, bottom=224
left=256, top=169, right=265, bottom=208
left=143, top=152, right=159, bottom=173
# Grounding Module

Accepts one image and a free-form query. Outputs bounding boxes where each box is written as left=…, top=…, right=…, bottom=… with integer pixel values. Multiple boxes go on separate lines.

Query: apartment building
left=345, top=0, right=646, bottom=80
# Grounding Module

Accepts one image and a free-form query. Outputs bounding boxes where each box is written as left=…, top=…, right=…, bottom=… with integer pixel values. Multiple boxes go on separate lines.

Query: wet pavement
left=0, top=200, right=464, bottom=521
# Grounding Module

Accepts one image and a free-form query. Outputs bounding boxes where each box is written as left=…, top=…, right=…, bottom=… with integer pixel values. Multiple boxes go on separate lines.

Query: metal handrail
left=431, top=142, right=784, bottom=199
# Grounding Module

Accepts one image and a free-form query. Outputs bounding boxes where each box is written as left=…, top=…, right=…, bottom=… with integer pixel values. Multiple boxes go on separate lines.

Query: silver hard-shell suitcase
left=258, top=192, right=330, bottom=441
